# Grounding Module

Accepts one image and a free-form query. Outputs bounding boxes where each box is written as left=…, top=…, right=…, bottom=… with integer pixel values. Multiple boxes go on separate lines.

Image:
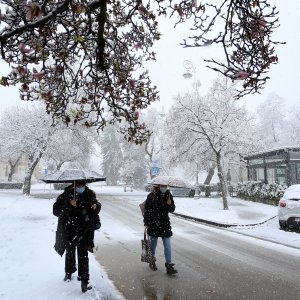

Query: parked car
left=169, top=187, right=195, bottom=198
left=278, top=184, right=300, bottom=230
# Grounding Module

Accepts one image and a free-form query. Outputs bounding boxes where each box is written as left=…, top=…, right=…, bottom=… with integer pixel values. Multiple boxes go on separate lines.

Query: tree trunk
left=145, top=141, right=156, bottom=179
left=56, top=161, right=64, bottom=171
left=204, top=161, right=217, bottom=185
left=8, top=162, right=13, bottom=182
left=7, top=156, right=22, bottom=182
left=216, top=153, right=229, bottom=210
left=22, top=153, right=43, bottom=195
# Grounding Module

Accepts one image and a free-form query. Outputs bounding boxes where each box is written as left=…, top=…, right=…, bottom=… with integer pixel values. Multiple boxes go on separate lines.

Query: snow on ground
left=0, top=183, right=299, bottom=300
left=173, top=196, right=277, bottom=225
left=173, top=194, right=300, bottom=250
left=89, top=183, right=300, bottom=250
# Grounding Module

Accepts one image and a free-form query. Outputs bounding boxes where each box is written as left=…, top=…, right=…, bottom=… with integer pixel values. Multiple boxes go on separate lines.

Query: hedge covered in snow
left=0, top=182, right=23, bottom=189
left=235, top=181, right=287, bottom=205
left=53, top=183, right=69, bottom=190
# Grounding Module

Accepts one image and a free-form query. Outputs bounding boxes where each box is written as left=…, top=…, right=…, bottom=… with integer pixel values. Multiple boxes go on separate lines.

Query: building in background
left=0, top=157, right=41, bottom=182
left=244, top=147, right=300, bottom=186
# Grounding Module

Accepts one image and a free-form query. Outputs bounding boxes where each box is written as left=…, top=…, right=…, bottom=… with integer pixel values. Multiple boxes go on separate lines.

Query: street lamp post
left=183, top=60, right=201, bottom=197
left=150, top=107, right=166, bottom=179
left=194, top=161, right=200, bottom=198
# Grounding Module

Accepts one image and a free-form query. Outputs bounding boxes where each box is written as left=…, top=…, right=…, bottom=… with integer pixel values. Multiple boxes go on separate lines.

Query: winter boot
left=149, top=259, right=158, bottom=271
left=81, top=280, right=92, bottom=293
left=165, top=263, right=178, bottom=275
left=64, top=273, right=72, bottom=282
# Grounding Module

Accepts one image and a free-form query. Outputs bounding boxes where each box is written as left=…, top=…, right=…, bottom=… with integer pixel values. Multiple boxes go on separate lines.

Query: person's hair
left=152, top=185, right=160, bottom=193
left=74, top=180, right=86, bottom=186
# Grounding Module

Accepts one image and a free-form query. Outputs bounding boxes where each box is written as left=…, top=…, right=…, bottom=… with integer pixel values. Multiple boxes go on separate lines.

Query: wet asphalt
left=93, top=195, right=300, bottom=300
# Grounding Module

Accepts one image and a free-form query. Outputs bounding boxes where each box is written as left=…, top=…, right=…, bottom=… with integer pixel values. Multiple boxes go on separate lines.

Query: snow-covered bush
left=53, top=183, right=69, bottom=190
left=236, top=181, right=287, bottom=205
left=0, top=182, right=23, bottom=189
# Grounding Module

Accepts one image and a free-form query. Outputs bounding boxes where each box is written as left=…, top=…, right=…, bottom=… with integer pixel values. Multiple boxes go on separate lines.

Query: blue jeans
left=149, top=236, right=172, bottom=264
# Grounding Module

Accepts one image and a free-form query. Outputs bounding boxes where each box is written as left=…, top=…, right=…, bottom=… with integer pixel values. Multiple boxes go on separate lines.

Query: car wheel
left=279, top=221, right=287, bottom=231
left=188, top=190, right=194, bottom=197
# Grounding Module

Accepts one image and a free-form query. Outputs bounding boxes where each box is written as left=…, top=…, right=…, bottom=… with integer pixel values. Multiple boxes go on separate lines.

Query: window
left=249, top=168, right=257, bottom=181
left=275, top=168, right=286, bottom=185
left=296, top=164, right=300, bottom=182
left=289, top=151, right=300, bottom=160
left=267, top=168, right=276, bottom=184
left=256, top=168, right=265, bottom=182
left=248, top=158, right=264, bottom=166
left=265, top=157, right=285, bottom=163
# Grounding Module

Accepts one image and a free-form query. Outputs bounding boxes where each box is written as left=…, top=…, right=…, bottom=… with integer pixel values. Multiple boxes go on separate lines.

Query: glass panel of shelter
left=296, top=164, right=300, bottom=182
left=249, top=165, right=287, bottom=185
left=289, top=151, right=300, bottom=160
left=275, top=167, right=286, bottom=185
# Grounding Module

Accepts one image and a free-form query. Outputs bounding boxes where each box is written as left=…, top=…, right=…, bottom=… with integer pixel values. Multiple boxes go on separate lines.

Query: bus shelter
left=244, top=147, right=300, bottom=186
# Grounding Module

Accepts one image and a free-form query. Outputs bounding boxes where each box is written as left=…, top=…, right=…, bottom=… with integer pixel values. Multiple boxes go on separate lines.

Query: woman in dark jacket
left=53, top=181, right=101, bottom=292
left=143, top=184, right=178, bottom=275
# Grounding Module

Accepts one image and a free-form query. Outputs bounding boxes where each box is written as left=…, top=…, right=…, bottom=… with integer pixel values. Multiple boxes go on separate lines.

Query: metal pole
left=196, top=162, right=199, bottom=185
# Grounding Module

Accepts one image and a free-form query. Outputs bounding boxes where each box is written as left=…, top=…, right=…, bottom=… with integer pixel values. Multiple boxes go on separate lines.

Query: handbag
left=141, top=229, right=154, bottom=263
left=54, top=230, right=66, bottom=257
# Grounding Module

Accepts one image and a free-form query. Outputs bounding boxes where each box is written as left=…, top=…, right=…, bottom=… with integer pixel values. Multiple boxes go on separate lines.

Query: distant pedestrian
left=143, top=184, right=178, bottom=275
left=53, top=181, right=101, bottom=292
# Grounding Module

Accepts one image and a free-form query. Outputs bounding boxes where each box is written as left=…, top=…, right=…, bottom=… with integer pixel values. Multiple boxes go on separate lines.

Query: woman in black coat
left=53, top=181, right=101, bottom=292
left=143, top=184, right=178, bottom=275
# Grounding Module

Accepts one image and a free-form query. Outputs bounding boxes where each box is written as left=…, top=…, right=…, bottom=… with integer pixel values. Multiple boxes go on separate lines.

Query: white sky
left=0, top=1, right=299, bottom=115
left=0, top=184, right=299, bottom=299
left=145, top=0, right=300, bottom=114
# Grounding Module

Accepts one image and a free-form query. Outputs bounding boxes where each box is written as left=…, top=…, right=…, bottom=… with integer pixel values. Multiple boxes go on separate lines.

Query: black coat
left=143, top=190, right=175, bottom=237
left=53, top=185, right=101, bottom=256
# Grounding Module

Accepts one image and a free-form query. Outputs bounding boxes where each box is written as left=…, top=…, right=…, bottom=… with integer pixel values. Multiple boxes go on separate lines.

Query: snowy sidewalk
left=173, top=195, right=277, bottom=226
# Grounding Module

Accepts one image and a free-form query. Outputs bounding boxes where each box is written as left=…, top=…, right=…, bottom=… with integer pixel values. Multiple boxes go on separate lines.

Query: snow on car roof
left=283, top=184, right=300, bottom=199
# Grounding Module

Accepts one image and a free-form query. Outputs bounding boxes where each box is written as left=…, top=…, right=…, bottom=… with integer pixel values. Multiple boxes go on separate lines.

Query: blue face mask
left=75, top=187, right=85, bottom=194
left=160, top=188, right=167, bottom=193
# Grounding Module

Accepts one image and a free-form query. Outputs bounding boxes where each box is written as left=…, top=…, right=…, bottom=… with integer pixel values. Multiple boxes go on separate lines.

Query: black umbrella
left=42, top=169, right=106, bottom=199
left=41, top=169, right=106, bottom=184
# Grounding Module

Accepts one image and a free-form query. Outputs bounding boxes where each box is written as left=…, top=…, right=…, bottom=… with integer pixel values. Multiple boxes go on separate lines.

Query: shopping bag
left=141, top=229, right=154, bottom=263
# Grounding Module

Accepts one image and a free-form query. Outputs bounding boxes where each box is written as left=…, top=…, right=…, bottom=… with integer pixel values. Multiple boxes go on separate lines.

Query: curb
left=172, top=212, right=277, bottom=228
left=172, top=213, right=300, bottom=250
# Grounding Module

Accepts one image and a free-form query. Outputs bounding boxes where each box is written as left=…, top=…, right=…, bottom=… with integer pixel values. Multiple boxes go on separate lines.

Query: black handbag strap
left=144, top=228, right=148, bottom=240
